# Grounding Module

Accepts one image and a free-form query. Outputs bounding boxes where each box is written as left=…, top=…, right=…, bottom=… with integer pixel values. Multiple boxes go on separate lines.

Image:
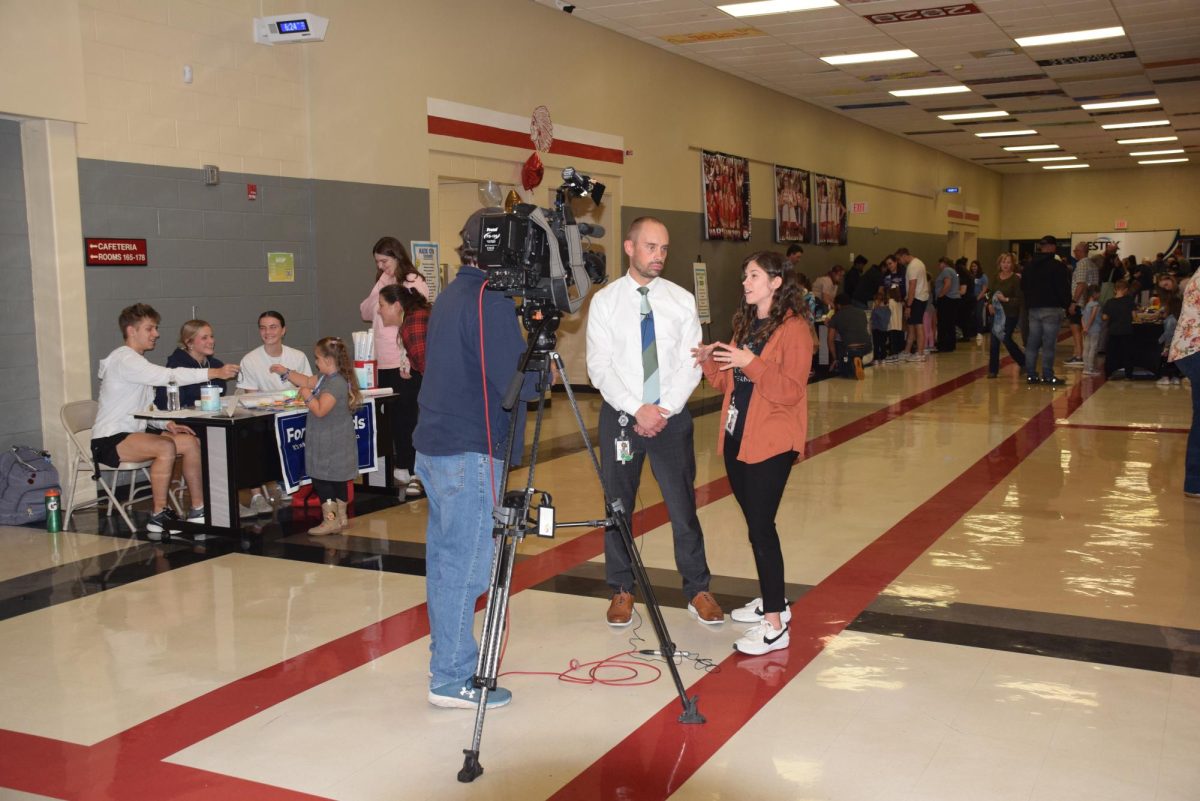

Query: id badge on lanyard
left=615, top=412, right=633, bottom=463
left=724, top=400, right=738, bottom=436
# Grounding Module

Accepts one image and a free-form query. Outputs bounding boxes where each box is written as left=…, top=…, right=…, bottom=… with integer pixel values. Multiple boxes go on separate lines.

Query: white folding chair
left=59, top=400, right=175, bottom=535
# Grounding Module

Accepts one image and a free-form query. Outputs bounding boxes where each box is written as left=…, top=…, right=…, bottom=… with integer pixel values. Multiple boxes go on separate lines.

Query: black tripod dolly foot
left=678, top=694, right=706, bottom=725
left=458, top=750, right=483, bottom=783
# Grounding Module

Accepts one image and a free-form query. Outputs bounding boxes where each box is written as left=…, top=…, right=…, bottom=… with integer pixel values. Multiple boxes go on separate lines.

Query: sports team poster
left=773, top=165, right=811, bottom=243
left=701, top=150, right=751, bottom=241
left=812, top=173, right=848, bottom=246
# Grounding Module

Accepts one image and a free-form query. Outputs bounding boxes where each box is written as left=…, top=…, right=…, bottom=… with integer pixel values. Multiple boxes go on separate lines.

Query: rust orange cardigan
left=700, top=315, right=812, bottom=464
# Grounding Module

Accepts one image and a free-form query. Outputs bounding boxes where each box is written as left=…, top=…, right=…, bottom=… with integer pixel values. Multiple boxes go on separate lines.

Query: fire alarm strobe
left=253, top=13, right=329, bottom=45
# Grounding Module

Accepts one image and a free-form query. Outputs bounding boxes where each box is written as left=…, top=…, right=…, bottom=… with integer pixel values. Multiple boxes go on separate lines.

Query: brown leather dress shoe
left=606, top=591, right=634, bottom=626
left=688, top=591, right=724, bottom=624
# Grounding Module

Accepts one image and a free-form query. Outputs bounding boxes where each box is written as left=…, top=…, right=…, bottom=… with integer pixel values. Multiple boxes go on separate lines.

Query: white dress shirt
left=586, top=273, right=702, bottom=417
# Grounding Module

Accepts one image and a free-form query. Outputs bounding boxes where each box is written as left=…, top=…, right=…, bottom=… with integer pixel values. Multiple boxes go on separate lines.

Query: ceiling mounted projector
left=253, top=13, right=329, bottom=45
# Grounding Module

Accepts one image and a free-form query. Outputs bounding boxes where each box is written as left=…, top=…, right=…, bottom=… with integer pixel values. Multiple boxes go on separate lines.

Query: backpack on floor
left=0, top=446, right=61, bottom=526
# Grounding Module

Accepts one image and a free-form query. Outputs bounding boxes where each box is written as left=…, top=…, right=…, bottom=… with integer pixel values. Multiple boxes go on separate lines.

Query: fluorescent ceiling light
left=1101, top=120, right=1171, bottom=130
left=975, top=129, right=1037, bottom=138
left=889, top=85, right=971, bottom=97
left=1043, top=164, right=1090, bottom=170
left=719, top=0, right=838, bottom=17
left=1004, top=144, right=1060, bottom=151
left=1138, top=158, right=1189, bottom=164
left=1116, top=136, right=1177, bottom=145
left=1027, top=156, right=1077, bottom=162
left=1129, top=148, right=1185, bottom=157
left=1015, top=26, right=1124, bottom=48
left=938, top=110, right=1009, bottom=121
left=1081, top=98, right=1159, bottom=111
left=821, top=49, right=917, bottom=65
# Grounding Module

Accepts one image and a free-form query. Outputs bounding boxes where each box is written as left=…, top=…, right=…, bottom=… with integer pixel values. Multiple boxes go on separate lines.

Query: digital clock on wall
left=253, top=13, right=329, bottom=45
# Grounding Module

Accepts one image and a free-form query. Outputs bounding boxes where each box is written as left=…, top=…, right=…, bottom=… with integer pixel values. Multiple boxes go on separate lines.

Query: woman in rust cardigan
left=693, top=250, right=812, bottom=656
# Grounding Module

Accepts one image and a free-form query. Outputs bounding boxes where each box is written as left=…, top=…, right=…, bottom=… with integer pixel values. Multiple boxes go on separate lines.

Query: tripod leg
left=459, top=509, right=523, bottom=782
left=552, top=352, right=705, bottom=725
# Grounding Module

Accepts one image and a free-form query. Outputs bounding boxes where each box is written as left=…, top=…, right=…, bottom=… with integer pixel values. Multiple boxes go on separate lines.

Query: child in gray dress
left=272, top=337, right=362, bottom=534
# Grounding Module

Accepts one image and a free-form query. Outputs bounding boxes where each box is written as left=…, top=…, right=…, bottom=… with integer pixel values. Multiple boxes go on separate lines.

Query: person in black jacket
left=851, top=256, right=882, bottom=309
left=1021, top=235, right=1073, bottom=386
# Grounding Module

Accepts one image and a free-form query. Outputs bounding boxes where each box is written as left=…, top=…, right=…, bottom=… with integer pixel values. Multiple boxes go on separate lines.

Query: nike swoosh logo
left=764, top=630, right=785, bottom=645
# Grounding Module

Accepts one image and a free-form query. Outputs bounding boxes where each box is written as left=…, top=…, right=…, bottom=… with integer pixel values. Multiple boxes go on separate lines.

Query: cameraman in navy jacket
left=413, top=208, right=535, bottom=710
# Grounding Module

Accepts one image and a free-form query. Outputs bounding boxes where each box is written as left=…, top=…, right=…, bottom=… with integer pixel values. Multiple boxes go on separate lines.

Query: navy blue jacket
left=413, top=266, right=533, bottom=460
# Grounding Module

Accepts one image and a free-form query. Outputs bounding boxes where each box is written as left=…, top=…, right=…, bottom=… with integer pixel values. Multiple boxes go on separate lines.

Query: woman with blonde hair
left=154, top=319, right=227, bottom=410
left=987, top=251, right=1025, bottom=378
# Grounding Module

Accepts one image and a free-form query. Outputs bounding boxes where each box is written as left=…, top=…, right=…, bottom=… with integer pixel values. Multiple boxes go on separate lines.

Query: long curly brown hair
left=731, top=250, right=809, bottom=348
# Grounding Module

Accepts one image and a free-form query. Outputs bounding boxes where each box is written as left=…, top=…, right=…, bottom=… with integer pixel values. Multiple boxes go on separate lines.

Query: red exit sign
left=85, top=237, right=148, bottom=266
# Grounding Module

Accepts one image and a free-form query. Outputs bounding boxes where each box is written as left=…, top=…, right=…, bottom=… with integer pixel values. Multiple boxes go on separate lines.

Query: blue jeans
left=1173, top=352, right=1200, bottom=494
left=415, top=451, right=505, bottom=689
left=1025, top=307, right=1064, bottom=379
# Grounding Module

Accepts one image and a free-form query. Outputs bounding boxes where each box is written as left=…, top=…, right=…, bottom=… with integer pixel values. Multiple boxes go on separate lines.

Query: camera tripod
left=457, top=316, right=704, bottom=783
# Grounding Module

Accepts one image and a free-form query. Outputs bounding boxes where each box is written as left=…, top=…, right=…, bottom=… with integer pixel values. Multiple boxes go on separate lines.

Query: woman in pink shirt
left=360, top=237, right=428, bottom=493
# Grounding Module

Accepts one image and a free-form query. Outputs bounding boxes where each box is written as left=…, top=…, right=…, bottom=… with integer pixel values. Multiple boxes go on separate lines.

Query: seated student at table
left=93, top=303, right=239, bottom=538
left=237, top=310, right=313, bottom=514
left=154, top=319, right=226, bottom=410
left=238, top=311, right=312, bottom=392
left=826, top=293, right=871, bottom=378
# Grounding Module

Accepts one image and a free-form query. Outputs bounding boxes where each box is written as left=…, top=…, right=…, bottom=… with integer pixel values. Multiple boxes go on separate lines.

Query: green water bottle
left=45, top=487, right=62, bottom=533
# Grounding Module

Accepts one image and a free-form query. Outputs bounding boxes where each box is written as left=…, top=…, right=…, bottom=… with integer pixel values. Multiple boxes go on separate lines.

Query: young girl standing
left=693, top=251, right=812, bottom=655
left=272, top=337, right=362, bottom=535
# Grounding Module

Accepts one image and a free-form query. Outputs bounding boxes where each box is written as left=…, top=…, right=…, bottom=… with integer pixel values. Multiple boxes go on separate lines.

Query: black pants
left=935, top=297, right=958, bottom=352
left=888, top=330, right=904, bottom=357
left=872, top=330, right=887, bottom=361
left=378, top=368, right=421, bottom=471
left=598, top=403, right=711, bottom=597
left=311, top=477, right=348, bottom=502
left=1106, top=333, right=1131, bottom=378
left=724, top=437, right=795, bottom=615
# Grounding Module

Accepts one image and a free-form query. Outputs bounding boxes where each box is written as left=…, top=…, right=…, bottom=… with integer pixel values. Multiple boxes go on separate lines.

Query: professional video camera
left=476, top=168, right=608, bottom=329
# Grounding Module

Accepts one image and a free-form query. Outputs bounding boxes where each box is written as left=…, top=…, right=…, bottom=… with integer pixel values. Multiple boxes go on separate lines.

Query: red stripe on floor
left=546, top=377, right=1101, bottom=801
left=0, top=729, right=328, bottom=801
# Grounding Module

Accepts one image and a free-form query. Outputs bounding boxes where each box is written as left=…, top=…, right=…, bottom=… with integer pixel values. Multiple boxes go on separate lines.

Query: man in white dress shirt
left=585, top=217, right=724, bottom=627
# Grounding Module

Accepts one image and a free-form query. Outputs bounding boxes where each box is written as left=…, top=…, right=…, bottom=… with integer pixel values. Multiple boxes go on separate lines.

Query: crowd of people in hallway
left=789, top=237, right=1192, bottom=389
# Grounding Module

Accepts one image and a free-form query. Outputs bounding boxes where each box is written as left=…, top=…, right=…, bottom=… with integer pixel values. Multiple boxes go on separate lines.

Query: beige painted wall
left=1002, top=164, right=1200, bottom=238
left=0, top=0, right=86, bottom=122
left=71, top=0, right=311, bottom=177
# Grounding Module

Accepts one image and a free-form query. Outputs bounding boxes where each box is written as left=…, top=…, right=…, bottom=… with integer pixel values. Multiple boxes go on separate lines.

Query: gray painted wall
left=312, top=180, right=430, bottom=346
left=620, top=207, right=946, bottom=341
left=79, top=159, right=316, bottom=388
left=0, top=120, right=41, bottom=449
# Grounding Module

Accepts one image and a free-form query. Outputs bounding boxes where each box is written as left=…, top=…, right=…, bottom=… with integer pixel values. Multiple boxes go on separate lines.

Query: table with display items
left=1128, top=317, right=1166, bottom=378
left=136, top=387, right=398, bottom=535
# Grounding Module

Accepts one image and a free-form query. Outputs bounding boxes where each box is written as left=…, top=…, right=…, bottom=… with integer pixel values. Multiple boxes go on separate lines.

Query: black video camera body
left=476, top=170, right=607, bottom=316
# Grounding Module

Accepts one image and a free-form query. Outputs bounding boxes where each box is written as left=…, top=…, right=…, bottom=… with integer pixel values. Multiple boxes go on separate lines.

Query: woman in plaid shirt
left=380, top=283, right=431, bottom=499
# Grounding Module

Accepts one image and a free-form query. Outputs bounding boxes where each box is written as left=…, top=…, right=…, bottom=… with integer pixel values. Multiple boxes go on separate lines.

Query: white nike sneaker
left=730, top=597, right=792, bottom=625
left=733, top=621, right=790, bottom=655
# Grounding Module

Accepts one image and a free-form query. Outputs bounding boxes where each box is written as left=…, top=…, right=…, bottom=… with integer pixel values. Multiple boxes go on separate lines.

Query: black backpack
left=0, top=447, right=61, bottom=526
